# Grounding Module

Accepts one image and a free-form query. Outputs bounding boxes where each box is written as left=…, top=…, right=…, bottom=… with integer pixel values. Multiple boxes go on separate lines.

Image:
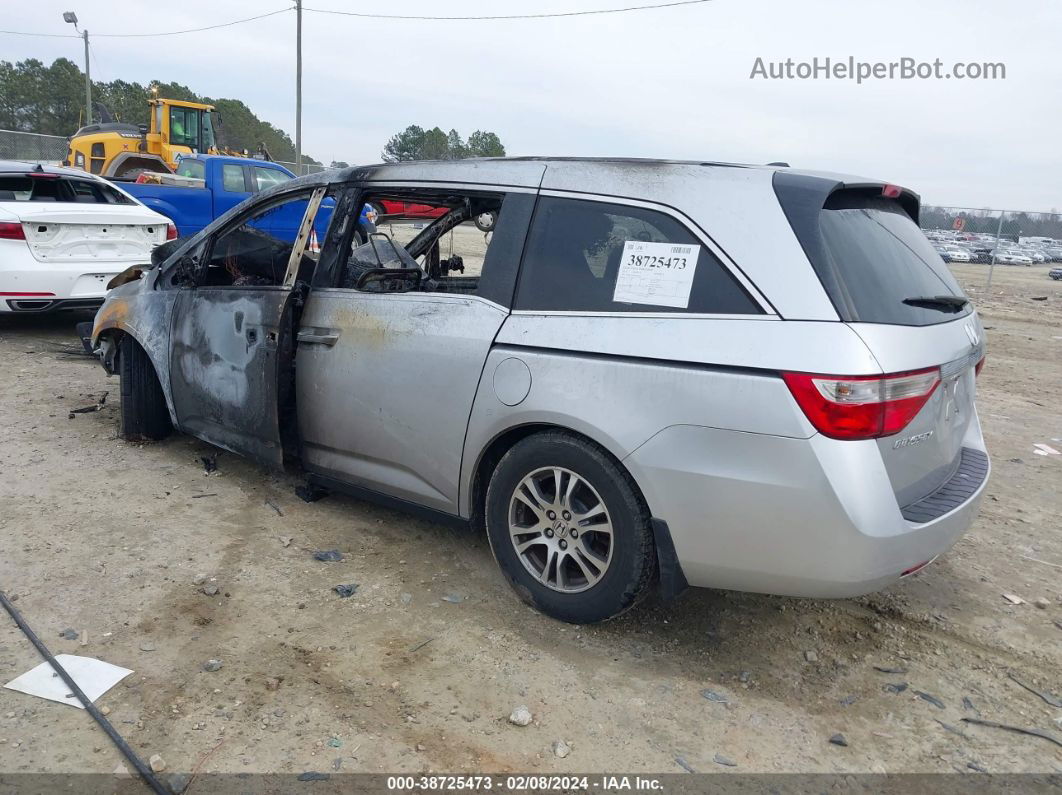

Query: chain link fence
left=0, top=130, right=69, bottom=163
left=274, top=160, right=329, bottom=176
left=920, top=205, right=1062, bottom=287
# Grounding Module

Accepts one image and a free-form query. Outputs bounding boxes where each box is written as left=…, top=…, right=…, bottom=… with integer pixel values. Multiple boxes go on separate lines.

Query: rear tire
left=118, top=335, right=172, bottom=441
left=485, top=431, right=655, bottom=624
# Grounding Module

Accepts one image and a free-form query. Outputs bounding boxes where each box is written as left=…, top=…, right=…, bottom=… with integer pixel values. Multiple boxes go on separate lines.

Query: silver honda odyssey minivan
left=90, top=158, right=989, bottom=623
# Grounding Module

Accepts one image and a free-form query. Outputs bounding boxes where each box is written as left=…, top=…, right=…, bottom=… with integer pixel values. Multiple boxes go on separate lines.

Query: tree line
left=1, top=58, right=509, bottom=168
left=0, top=57, right=318, bottom=164
left=382, top=125, right=505, bottom=162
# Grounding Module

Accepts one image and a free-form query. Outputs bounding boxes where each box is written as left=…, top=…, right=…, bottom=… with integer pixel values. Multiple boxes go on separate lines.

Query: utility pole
left=295, top=0, right=302, bottom=171
left=63, top=12, right=91, bottom=126
left=82, top=30, right=92, bottom=126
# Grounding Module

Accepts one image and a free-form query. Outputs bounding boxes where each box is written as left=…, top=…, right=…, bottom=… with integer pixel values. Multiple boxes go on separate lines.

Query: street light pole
left=295, top=0, right=302, bottom=171
left=63, top=12, right=91, bottom=126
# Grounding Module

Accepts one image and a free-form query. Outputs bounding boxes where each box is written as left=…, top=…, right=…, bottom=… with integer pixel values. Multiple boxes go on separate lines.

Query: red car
left=374, top=199, right=496, bottom=232
left=375, top=199, right=448, bottom=221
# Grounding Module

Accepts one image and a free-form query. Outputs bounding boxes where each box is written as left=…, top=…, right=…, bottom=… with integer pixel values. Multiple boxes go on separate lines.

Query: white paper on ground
left=3, top=654, right=133, bottom=709
left=612, top=240, right=700, bottom=309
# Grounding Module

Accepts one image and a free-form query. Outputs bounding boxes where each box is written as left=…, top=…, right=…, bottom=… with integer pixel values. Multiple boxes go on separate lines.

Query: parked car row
left=926, top=229, right=1062, bottom=265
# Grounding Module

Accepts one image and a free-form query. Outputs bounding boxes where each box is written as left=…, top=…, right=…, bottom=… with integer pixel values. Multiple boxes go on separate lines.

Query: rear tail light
left=165, top=223, right=178, bottom=240
left=0, top=222, right=26, bottom=240
left=782, top=367, right=941, bottom=440
left=975, top=356, right=985, bottom=377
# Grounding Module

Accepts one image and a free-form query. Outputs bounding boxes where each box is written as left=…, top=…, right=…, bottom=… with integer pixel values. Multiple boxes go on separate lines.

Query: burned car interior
left=196, top=194, right=326, bottom=288
left=341, top=191, right=502, bottom=294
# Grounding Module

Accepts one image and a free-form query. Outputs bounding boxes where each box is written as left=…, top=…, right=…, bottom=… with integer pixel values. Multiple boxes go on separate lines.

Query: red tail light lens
left=975, top=356, right=985, bottom=377
left=0, top=222, right=26, bottom=240
left=165, top=223, right=178, bottom=240
left=783, top=368, right=941, bottom=440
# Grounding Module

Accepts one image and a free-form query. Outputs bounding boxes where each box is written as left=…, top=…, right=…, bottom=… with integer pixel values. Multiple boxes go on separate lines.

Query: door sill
left=307, top=472, right=470, bottom=529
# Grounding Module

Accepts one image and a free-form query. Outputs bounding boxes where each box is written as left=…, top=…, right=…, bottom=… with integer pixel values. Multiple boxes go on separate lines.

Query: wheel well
left=470, top=422, right=684, bottom=600
left=470, top=423, right=640, bottom=529
left=105, top=154, right=170, bottom=178
left=96, top=327, right=127, bottom=374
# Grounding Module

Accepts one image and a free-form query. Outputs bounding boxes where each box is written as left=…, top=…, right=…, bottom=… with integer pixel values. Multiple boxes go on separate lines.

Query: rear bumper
left=624, top=421, right=988, bottom=598
left=0, top=262, right=125, bottom=313
left=4, top=297, right=104, bottom=313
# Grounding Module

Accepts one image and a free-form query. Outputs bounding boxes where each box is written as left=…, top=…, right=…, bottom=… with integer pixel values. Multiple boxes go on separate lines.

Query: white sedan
left=936, top=245, right=972, bottom=262
left=994, top=250, right=1033, bottom=266
left=0, top=162, right=174, bottom=313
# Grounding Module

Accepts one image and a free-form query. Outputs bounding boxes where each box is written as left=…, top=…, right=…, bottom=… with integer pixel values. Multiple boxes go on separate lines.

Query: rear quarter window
left=515, top=196, right=762, bottom=315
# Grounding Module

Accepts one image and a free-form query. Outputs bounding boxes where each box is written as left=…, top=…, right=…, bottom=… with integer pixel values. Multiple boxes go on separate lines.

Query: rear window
left=816, top=195, right=971, bottom=326
left=0, top=175, right=134, bottom=205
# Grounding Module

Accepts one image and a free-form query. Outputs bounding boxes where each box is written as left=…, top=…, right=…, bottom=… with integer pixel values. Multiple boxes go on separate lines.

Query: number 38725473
left=626, top=254, right=689, bottom=269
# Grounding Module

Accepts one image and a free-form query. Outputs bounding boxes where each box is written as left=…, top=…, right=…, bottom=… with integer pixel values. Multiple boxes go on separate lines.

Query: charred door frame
left=167, top=185, right=329, bottom=469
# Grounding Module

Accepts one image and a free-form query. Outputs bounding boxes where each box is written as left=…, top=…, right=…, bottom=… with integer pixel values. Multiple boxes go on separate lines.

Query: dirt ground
left=0, top=263, right=1059, bottom=780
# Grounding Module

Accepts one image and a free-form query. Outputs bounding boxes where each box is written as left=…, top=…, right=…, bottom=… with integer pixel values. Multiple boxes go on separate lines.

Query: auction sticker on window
left=612, top=240, right=700, bottom=309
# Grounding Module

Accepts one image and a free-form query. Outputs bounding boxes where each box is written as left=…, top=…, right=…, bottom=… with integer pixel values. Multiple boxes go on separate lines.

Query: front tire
left=118, top=335, right=172, bottom=441
left=485, top=431, right=655, bottom=623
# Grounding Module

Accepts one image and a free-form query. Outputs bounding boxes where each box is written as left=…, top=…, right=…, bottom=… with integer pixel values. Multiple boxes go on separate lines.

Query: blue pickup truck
left=116, top=155, right=297, bottom=237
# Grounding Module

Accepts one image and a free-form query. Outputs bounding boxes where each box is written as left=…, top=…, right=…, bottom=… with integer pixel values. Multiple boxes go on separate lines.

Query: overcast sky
left=5, top=0, right=1060, bottom=211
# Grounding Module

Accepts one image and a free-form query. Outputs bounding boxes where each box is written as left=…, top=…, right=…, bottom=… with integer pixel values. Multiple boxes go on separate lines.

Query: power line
left=0, top=1, right=711, bottom=39
left=93, top=7, right=293, bottom=37
left=0, top=7, right=292, bottom=40
left=0, top=29, right=79, bottom=38
left=303, top=0, right=714, bottom=21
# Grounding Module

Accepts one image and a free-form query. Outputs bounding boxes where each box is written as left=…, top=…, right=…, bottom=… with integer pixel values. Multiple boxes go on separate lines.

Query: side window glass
left=515, top=197, right=762, bottom=314
left=176, top=159, right=206, bottom=180
left=221, top=165, right=246, bottom=193
left=200, top=191, right=328, bottom=287
left=255, top=167, right=293, bottom=192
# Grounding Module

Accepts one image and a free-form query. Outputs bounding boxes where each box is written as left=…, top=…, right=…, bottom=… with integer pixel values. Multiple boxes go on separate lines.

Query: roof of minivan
left=280, top=157, right=894, bottom=196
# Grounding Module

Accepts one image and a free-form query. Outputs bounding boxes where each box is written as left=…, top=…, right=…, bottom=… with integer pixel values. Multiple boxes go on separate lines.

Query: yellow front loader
left=66, top=97, right=242, bottom=178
